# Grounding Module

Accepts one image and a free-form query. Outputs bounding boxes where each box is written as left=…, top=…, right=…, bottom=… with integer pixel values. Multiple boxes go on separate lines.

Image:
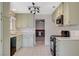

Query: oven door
left=50, top=36, right=56, bottom=56
left=50, top=41, right=54, bottom=50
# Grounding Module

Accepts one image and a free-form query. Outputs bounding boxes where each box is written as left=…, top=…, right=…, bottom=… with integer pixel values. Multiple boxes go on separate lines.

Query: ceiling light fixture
left=28, top=2, right=40, bottom=14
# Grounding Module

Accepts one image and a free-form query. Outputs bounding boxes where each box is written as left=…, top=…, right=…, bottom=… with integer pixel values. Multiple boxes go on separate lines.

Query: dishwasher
left=10, top=37, right=16, bottom=56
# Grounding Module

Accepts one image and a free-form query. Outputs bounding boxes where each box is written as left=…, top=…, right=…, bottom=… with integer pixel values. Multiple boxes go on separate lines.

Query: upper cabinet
left=16, top=14, right=33, bottom=28
left=64, top=2, right=79, bottom=25
left=52, top=2, right=79, bottom=26
left=9, top=11, right=16, bottom=34
left=56, top=3, right=64, bottom=17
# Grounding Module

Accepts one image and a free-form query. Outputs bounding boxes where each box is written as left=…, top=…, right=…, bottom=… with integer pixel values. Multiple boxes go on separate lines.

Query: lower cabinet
left=22, top=33, right=34, bottom=47
left=16, top=35, right=23, bottom=51
left=56, top=40, right=79, bottom=56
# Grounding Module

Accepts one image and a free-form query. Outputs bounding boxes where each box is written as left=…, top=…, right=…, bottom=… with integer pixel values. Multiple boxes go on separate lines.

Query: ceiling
left=10, top=2, right=61, bottom=15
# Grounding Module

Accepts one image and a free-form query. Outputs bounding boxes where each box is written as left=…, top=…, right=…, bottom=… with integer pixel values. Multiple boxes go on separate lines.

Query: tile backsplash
left=70, top=30, right=79, bottom=39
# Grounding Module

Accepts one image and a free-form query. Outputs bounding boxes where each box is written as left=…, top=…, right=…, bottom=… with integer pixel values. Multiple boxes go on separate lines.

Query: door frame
left=35, top=19, right=45, bottom=46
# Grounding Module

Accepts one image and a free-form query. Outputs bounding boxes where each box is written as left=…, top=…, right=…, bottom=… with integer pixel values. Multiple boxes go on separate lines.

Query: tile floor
left=14, top=40, right=51, bottom=56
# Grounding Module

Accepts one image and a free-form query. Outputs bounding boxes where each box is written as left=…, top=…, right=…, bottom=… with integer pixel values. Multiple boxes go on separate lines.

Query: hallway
left=14, top=40, right=51, bottom=56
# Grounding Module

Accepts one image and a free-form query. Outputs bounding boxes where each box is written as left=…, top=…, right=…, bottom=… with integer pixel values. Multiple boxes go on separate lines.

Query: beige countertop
left=56, top=37, right=79, bottom=40
left=10, top=32, right=22, bottom=38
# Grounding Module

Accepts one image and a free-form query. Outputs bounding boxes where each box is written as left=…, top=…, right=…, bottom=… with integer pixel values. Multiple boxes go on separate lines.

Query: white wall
left=35, top=14, right=58, bottom=47
left=36, top=20, right=45, bottom=30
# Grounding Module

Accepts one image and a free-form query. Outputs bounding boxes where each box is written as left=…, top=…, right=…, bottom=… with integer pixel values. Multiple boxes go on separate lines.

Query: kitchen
left=10, top=2, right=79, bottom=56
left=1, top=2, right=79, bottom=56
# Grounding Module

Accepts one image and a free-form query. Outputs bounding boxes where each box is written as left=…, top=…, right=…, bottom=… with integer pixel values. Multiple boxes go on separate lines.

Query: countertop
left=51, top=35, right=79, bottom=40
left=56, top=37, right=79, bottom=40
left=10, top=32, right=22, bottom=38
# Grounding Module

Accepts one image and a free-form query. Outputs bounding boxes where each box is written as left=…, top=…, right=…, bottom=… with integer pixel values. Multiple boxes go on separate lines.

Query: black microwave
left=61, top=30, right=70, bottom=37
left=56, top=15, right=63, bottom=25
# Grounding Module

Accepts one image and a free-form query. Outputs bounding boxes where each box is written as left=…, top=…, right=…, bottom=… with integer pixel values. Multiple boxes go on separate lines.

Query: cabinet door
left=56, top=40, right=60, bottom=56
left=52, top=10, right=57, bottom=23
left=16, top=35, right=22, bottom=50
left=52, top=3, right=64, bottom=25
left=59, top=3, right=64, bottom=15
left=0, top=15, right=2, bottom=56
left=69, top=2, right=79, bottom=25
left=63, top=2, right=79, bottom=25
left=0, top=2, right=3, bottom=56
left=56, top=3, right=64, bottom=17
left=16, top=36, right=19, bottom=50
left=22, top=34, right=34, bottom=47
left=63, top=3, right=70, bottom=25
left=19, top=35, right=22, bottom=48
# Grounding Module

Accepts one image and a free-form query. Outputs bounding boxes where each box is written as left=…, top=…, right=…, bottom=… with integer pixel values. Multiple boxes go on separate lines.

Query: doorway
left=35, top=19, right=45, bottom=47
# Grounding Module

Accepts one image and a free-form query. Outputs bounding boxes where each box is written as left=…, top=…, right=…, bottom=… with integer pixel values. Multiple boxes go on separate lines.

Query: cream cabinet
left=3, top=2, right=10, bottom=56
left=16, top=35, right=23, bottom=51
left=52, top=2, right=79, bottom=26
left=9, top=16, right=16, bottom=34
left=16, top=14, right=33, bottom=28
left=57, top=3, right=64, bottom=16
left=0, top=2, right=3, bottom=56
left=63, top=2, right=79, bottom=25
left=56, top=40, right=79, bottom=56
left=52, top=3, right=64, bottom=24
left=22, top=33, right=34, bottom=47
left=52, top=9, right=57, bottom=23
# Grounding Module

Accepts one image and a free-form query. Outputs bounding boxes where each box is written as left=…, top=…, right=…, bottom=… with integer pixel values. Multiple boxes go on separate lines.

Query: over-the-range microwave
left=56, top=15, right=63, bottom=26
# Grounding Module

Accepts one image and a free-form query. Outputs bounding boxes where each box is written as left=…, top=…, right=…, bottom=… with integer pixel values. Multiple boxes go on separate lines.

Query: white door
left=0, top=14, right=3, bottom=56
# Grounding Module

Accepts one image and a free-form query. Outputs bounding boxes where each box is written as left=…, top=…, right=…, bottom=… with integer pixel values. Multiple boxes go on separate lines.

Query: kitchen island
left=56, top=37, right=79, bottom=56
